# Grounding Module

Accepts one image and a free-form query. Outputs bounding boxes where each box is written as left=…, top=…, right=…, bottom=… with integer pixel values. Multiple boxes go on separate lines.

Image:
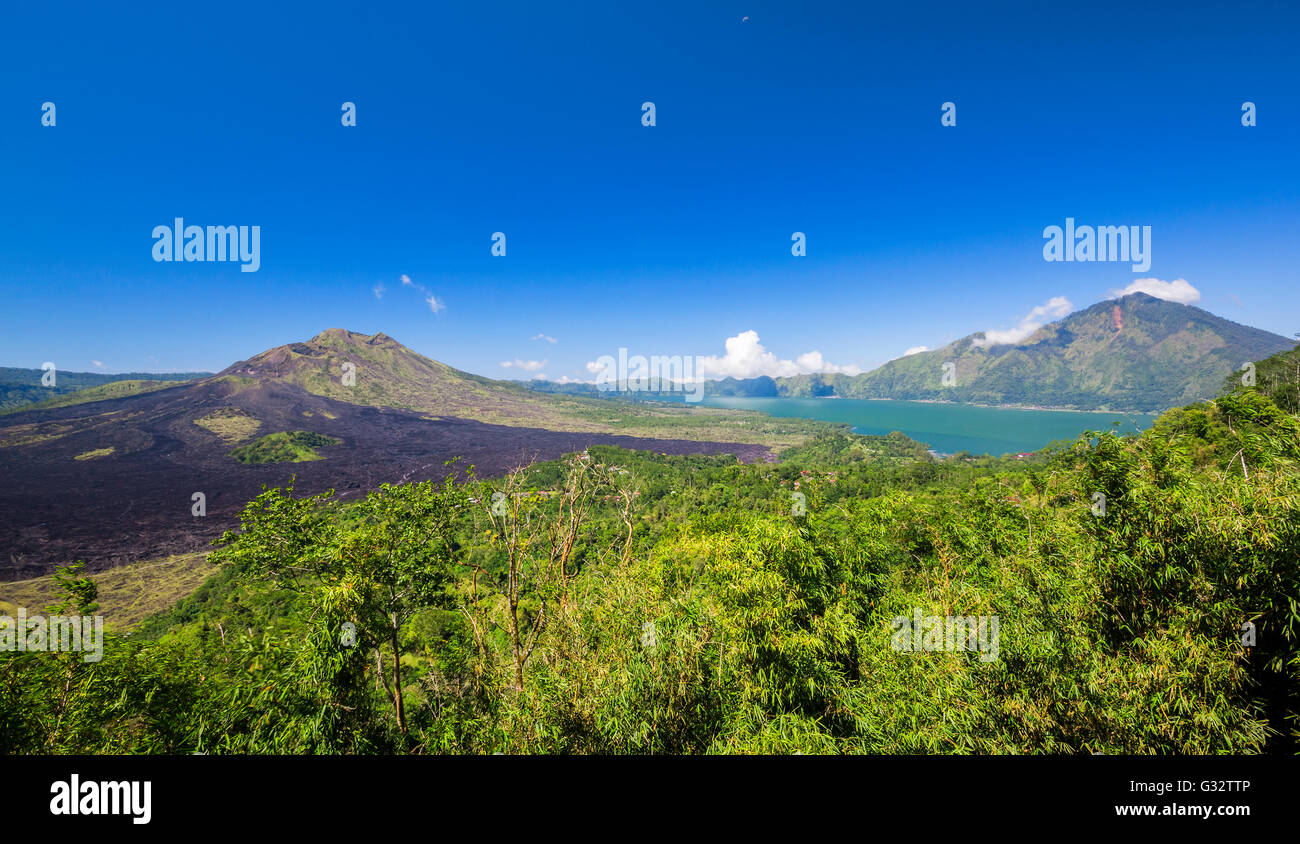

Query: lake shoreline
left=856, top=396, right=1169, bottom=416
left=698, top=396, right=1157, bottom=456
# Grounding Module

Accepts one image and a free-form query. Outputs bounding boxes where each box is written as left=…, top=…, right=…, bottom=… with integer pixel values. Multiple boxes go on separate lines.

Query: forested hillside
left=707, top=295, right=1296, bottom=411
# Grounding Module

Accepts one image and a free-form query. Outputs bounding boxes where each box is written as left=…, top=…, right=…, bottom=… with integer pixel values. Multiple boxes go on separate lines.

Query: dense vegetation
left=3, top=347, right=1299, bottom=754
left=229, top=431, right=342, bottom=464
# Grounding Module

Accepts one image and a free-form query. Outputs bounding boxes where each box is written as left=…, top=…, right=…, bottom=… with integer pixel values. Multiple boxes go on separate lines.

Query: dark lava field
left=0, top=379, right=770, bottom=580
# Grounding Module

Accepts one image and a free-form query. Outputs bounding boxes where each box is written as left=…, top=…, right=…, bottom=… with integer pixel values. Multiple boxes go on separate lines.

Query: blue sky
left=1, top=0, right=1297, bottom=379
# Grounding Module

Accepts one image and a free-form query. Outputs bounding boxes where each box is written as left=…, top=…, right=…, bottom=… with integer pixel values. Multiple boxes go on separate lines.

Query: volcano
left=0, top=330, right=770, bottom=578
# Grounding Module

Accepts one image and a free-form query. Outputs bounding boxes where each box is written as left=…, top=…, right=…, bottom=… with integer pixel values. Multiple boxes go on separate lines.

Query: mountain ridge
left=699, top=294, right=1295, bottom=412
left=0, top=367, right=209, bottom=414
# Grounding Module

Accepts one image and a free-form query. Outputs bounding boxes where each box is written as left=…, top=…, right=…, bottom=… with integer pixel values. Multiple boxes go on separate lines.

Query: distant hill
left=706, top=295, right=1296, bottom=412
left=0, top=367, right=208, bottom=413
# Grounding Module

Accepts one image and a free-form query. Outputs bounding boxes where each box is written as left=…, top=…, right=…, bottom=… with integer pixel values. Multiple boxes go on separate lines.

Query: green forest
left=3, top=348, right=1298, bottom=755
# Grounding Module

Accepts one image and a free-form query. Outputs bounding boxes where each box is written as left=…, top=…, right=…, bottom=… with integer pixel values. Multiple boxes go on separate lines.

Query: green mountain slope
left=712, top=294, right=1295, bottom=412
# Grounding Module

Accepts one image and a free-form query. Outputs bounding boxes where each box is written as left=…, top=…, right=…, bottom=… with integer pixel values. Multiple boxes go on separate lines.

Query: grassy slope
left=0, top=553, right=219, bottom=632
left=229, top=431, right=340, bottom=463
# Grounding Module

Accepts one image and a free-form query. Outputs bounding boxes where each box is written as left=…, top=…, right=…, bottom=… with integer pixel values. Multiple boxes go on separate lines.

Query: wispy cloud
left=531, top=332, right=557, bottom=344
left=501, top=359, right=546, bottom=372
left=91, top=360, right=105, bottom=369
left=972, top=296, right=1072, bottom=348
left=1111, top=277, right=1200, bottom=305
left=903, top=345, right=929, bottom=357
left=373, top=283, right=385, bottom=299
left=394, top=274, right=446, bottom=315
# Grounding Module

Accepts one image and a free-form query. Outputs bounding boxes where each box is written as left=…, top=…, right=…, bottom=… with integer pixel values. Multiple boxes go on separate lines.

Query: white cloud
left=373, top=283, right=384, bottom=299
left=532, top=333, right=557, bottom=344
left=696, top=331, right=798, bottom=378
left=575, top=332, right=862, bottom=382
left=973, top=296, right=1072, bottom=348
left=426, top=295, right=445, bottom=314
left=502, top=359, right=546, bottom=372
left=695, top=330, right=861, bottom=379
left=91, top=360, right=104, bottom=369
left=903, top=346, right=929, bottom=357
left=400, top=274, right=413, bottom=286
left=794, top=350, right=863, bottom=376
left=1111, top=277, right=1200, bottom=305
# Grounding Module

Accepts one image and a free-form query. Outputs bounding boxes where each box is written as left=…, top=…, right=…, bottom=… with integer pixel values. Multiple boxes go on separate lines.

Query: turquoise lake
left=699, top=397, right=1157, bottom=455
